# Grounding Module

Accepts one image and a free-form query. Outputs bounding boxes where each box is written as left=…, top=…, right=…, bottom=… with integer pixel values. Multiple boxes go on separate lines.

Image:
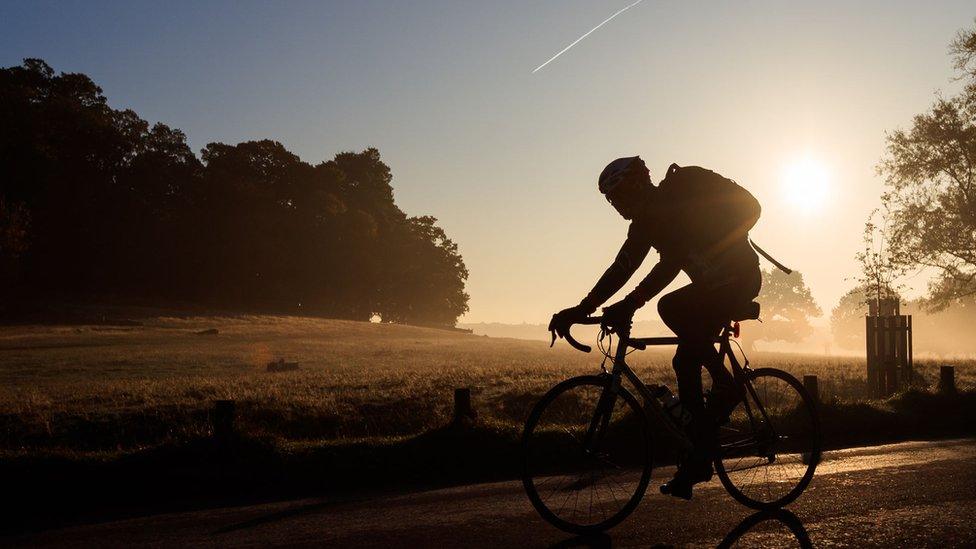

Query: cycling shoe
left=660, top=461, right=713, bottom=500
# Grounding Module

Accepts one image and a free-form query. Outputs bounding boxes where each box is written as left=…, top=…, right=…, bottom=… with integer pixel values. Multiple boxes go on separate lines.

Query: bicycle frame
left=581, top=321, right=772, bottom=456
left=527, top=318, right=821, bottom=529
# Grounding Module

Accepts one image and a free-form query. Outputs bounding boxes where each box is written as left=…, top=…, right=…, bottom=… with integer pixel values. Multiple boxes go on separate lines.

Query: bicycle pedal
left=660, top=481, right=693, bottom=500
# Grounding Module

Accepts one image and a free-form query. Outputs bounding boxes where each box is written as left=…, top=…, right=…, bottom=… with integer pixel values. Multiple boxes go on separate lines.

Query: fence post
left=213, top=399, right=236, bottom=444
left=939, top=366, right=956, bottom=394
left=885, top=316, right=893, bottom=391
left=906, top=315, right=914, bottom=385
left=801, top=375, right=820, bottom=466
left=803, top=375, right=819, bottom=407
left=865, top=316, right=877, bottom=397
left=453, top=388, right=475, bottom=424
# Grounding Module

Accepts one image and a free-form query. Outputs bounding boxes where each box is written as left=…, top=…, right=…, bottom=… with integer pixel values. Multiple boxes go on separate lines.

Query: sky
left=2, top=1, right=973, bottom=324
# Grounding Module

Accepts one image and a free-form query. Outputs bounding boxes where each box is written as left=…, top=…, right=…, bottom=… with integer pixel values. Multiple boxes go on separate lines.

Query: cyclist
left=548, top=156, right=762, bottom=500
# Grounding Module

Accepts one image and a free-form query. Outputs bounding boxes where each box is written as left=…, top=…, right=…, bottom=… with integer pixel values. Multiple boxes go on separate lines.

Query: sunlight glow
left=781, top=155, right=831, bottom=214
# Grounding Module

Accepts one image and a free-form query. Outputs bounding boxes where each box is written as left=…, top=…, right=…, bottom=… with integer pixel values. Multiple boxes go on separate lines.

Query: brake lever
left=548, top=326, right=592, bottom=353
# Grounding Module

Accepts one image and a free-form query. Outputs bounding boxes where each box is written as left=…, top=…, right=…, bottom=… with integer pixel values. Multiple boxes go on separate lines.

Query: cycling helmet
left=598, top=156, right=645, bottom=195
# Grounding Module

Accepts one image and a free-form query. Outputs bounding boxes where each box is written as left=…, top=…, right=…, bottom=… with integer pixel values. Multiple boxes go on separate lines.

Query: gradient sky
left=2, top=1, right=973, bottom=323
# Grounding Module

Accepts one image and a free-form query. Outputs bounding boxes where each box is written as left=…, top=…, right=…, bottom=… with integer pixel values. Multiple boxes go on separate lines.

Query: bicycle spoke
left=522, top=376, right=652, bottom=532
left=717, top=369, right=820, bottom=508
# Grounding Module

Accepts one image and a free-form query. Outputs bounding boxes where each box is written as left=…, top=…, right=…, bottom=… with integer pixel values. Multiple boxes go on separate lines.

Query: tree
left=378, top=215, right=470, bottom=325
left=878, top=20, right=976, bottom=310
left=830, top=281, right=904, bottom=351
left=830, top=286, right=868, bottom=351
left=0, top=59, right=471, bottom=325
left=0, top=196, right=30, bottom=299
left=856, top=209, right=905, bottom=312
left=741, top=269, right=822, bottom=351
left=950, top=19, right=976, bottom=84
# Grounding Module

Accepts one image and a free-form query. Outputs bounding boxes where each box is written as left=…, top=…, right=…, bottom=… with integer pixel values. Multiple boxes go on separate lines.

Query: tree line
left=868, top=20, right=976, bottom=311
left=826, top=21, right=976, bottom=353
left=0, top=59, right=469, bottom=325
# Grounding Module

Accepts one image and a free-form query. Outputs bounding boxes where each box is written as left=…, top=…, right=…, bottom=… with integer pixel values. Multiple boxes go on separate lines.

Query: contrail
left=532, top=0, right=645, bottom=74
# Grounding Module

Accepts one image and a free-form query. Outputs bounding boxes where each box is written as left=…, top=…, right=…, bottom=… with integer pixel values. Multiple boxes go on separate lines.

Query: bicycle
left=521, top=304, right=821, bottom=535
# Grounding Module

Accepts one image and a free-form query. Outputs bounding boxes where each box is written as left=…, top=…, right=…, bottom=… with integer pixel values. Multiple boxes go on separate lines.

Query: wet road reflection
left=549, top=509, right=811, bottom=548
left=717, top=509, right=811, bottom=548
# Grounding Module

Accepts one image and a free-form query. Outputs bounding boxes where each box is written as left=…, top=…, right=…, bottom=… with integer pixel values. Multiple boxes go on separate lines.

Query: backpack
left=659, top=163, right=760, bottom=253
left=660, top=163, right=793, bottom=274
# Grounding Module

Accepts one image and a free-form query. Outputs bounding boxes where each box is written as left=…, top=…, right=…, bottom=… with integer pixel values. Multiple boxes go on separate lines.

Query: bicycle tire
left=716, top=509, right=813, bottom=549
left=714, top=368, right=821, bottom=510
left=521, top=375, right=653, bottom=534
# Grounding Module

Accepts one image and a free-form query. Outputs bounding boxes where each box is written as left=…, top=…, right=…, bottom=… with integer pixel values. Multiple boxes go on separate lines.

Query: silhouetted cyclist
left=549, top=156, right=764, bottom=500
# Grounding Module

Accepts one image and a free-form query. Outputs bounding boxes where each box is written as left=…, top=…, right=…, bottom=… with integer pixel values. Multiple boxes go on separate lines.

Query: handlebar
left=550, top=315, right=739, bottom=354
left=549, top=316, right=647, bottom=353
left=549, top=316, right=601, bottom=352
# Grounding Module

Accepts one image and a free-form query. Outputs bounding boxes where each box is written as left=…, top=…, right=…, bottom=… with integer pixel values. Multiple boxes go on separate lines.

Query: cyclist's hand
left=548, top=304, right=590, bottom=339
left=601, top=296, right=640, bottom=329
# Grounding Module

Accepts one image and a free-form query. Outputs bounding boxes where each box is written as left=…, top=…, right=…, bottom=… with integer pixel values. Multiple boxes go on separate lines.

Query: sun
left=781, top=155, right=831, bottom=214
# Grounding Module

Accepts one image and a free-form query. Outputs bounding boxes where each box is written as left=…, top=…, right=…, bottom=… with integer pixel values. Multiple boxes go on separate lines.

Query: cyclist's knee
left=672, top=346, right=700, bottom=371
left=658, top=294, right=686, bottom=334
left=671, top=353, right=682, bottom=374
left=657, top=292, right=671, bottom=313
left=657, top=294, right=673, bottom=321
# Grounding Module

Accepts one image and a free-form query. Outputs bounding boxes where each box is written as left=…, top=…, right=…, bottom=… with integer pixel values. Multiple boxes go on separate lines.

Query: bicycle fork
left=581, top=373, right=620, bottom=455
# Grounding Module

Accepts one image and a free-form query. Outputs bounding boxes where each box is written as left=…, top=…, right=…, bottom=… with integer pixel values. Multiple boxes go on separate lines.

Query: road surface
left=6, top=439, right=975, bottom=547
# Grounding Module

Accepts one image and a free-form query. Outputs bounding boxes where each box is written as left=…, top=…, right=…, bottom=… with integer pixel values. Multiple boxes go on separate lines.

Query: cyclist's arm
left=579, top=231, right=652, bottom=313
left=625, top=256, right=681, bottom=306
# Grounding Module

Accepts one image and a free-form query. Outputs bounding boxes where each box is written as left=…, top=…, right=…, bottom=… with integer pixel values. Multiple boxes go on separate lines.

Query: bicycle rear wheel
left=521, top=375, right=652, bottom=534
left=714, top=368, right=821, bottom=510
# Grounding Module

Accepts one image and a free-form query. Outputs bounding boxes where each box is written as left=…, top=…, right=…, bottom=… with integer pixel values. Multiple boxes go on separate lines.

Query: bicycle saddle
left=730, top=301, right=761, bottom=321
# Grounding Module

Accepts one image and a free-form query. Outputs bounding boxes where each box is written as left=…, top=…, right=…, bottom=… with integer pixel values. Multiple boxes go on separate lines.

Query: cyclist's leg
left=702, top=342, right=734, bottom=389
left=658, top=281, right=761, bottom=498
left=659, top=285, right=731, bottom=409
left=658, top=286, right=719, bottom=490
left=658, top=285, right=708, bottom=414
left=701, top=270, right=763, bottom=417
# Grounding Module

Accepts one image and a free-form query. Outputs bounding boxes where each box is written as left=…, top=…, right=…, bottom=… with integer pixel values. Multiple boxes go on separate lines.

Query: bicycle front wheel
left=715, top=368, right=821, bottom=510
left=521, top=375, right=652, bottom=534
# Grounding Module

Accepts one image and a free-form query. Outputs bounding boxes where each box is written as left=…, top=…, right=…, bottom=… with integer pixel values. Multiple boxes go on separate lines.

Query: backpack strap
left=749, top=239, right=793, bottom=274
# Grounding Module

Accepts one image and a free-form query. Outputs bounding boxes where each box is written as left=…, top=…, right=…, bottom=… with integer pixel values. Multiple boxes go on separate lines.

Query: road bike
left=521, top=303, right=821, bottom=534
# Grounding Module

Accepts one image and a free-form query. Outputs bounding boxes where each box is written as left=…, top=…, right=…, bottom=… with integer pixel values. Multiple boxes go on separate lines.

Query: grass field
left=2, top=314, right=974, bottom=455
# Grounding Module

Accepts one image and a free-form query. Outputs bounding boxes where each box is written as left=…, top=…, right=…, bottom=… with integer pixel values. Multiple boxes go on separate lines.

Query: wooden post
left=801, top=375, right=820, bottom=466
left=905, top=315, right=915, bottom=383
left=803, top=375, right=819, bottom=407
left=213, top=399, right=236, bottom=442
left=885, top=316, right=897, bottom=395
left=865, top=316, right=877, bottom=397
left=892, top=315, right=912, bottom=389
left=453, top=388, right=474, bottom=423
left=866, top=310, right=913, bottom=398
left=939, top=366, right=956, bottom=394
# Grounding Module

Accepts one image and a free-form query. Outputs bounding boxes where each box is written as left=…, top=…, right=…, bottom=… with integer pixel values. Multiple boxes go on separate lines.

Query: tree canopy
left=0, top=59, right=469, bottom=325
left=877, top=20, right=976, bottom=310
left=740, top=269, right=821, bottom=351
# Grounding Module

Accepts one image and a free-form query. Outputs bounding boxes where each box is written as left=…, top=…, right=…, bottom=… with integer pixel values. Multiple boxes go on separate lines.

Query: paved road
left=8, top=439, right=975, bottom=547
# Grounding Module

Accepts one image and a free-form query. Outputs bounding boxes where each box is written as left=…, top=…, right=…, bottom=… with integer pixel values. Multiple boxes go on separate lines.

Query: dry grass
left=1, top=315, right=973, bottom=454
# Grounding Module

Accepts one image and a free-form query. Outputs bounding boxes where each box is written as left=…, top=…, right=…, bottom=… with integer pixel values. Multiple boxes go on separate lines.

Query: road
left=7, top=439, right=975, bottom=547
